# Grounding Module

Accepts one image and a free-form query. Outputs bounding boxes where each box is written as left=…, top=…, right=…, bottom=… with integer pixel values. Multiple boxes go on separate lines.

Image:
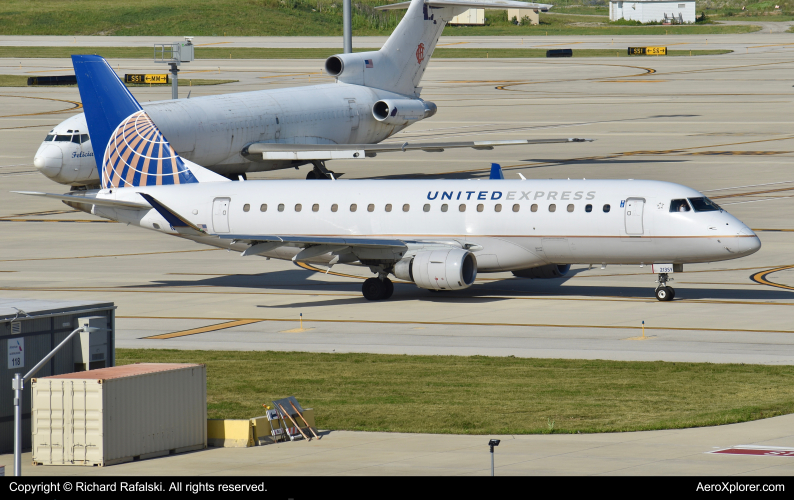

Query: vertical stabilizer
left=71, top=55, right=200, bottom=189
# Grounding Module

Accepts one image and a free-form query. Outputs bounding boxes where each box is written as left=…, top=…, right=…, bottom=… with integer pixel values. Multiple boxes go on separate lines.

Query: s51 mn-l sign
left=124, top=74, right=169, bottom=84
left=8, top=337, right=23, bottom=369
left=628, top=47, right=667, bottom=56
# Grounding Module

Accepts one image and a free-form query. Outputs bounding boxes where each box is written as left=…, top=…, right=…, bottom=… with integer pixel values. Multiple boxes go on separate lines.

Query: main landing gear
left=306, top=160, right=342, bottom=180
left=362, top=277, right=394, bottom=301
left=655, top=273, right=675, bottom=301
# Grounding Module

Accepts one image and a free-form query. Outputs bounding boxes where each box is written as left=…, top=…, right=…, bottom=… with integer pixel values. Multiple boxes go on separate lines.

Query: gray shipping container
left=31, top=363, right=207, bottom=466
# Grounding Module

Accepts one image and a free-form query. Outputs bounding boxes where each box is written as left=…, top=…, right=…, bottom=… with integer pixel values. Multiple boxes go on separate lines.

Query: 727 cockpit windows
left=44, top=132, right=89, bottom=143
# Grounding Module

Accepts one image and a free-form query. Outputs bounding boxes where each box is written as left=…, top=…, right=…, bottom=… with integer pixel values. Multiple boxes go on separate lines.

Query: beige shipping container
left=31, top=363, right=207, bottom=466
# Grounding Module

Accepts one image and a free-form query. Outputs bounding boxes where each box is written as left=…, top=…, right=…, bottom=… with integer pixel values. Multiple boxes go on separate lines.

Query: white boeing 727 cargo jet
left=34, top=0, right=591, bottom=188
left=18, top=56, right=761, bottom=301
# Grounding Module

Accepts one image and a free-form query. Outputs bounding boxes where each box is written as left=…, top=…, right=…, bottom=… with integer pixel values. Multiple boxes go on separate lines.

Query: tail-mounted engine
left=393, top=249, right=477, bottom=290
left=512, top=264, right=571, bottom=279
left=372, top=99, right=437, bottom=125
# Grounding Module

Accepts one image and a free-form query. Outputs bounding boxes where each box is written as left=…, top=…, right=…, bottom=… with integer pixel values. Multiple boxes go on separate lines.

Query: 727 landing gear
left=306, top=160, right=342, bottom=180
left=362, top=277, right=394, bottom=301
left=654, top=272, right=675, bottom=301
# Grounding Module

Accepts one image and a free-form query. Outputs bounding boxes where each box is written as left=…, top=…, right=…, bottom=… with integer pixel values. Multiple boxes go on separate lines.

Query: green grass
left=0, top=74, right=236, bottom=87
left=117, top=349, right=794, bottom=434
left=0, top=0, right=762, bottom=36
left=0, top=47, right=732, bottom=61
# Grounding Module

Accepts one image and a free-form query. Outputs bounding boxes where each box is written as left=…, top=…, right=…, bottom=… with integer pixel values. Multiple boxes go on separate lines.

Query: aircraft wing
left=244, top=138, right=591, bottom=161
left=12, top=191, right=151, bottom=210
left=376, top=0, right=553, bottom=10
left=219, top=234, right=407, bottom=249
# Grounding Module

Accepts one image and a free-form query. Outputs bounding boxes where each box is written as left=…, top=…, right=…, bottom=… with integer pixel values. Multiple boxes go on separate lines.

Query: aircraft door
left=213, top=197, right=231, bottom=233
left=624, top=198, right=645, bottom=235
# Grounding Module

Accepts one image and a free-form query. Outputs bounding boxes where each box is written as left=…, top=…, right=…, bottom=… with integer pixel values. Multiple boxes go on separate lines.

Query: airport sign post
left=628, top=47, right=667, bottom=56
left=124, top=74, right=169, bottom=84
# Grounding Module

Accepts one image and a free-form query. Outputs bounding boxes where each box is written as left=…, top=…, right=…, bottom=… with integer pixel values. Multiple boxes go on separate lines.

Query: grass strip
left=0, top=47, right=732, bottom=60
left=117, top=348, right=794, bottom=434
left=0, top=74, right=237, bottom=87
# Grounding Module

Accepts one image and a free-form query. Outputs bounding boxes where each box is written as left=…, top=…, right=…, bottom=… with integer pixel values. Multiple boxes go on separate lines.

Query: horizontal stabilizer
left=12, top=191, right=151, bottom=210
left=244, top=138, right=591, bottom=161
left=377, top=0, right=553, bottom=10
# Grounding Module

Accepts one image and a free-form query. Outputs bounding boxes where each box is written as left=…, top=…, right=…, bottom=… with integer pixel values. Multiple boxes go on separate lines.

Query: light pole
left=12, top=324, right=98, bottom=476
left=343, top=0, right=352, bottom=54
left=488, top=439, right=500, bottom=476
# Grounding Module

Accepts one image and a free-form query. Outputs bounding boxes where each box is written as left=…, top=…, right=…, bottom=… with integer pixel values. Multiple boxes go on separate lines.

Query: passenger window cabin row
left=241, top=203, right=613, bottom=213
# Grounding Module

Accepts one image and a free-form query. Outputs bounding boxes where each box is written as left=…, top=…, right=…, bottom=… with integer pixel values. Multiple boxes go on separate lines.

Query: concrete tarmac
left=3, top=414, right=794, bottom=476
left=2, top=34, right=794, bottom=476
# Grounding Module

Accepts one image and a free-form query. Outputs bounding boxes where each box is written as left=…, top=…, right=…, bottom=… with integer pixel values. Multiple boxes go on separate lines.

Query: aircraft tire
left=668, top=287, right=676, bottom=300
left=306, top=171, right=317, bottom=180
left=655, top=287, right=673, bottom=301
left=362, top=278, right=384, bottom=301
left=381, top=278, right=394, bottom=300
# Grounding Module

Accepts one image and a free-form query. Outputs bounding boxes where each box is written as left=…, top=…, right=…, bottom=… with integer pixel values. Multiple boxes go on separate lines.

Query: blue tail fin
left=489, top=163, right=504, bottom=180
left=71, top=55, right=197, bottom=189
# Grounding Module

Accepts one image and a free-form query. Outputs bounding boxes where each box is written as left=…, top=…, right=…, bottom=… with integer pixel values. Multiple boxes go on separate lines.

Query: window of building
left=549, top=204, right=556, bottom=212
left=278, top=203, right=285, bottom=212
left=331, top=204, right=338, bottom=212
left=688, top=197, right=721, bottom=212
left=441, top=204, right=448, bottom=212
left=423, top=204, right=431, bottom=212
left=243, top=204, right=250, bottom=212
left=312, top=204, right=319, bottom=212
left=477, top=204, right=484, bottom=212
left=459, top=204, right=466, bottom=212
left=512, top=204, right=520, bottom=212
left=295, top=204, right=302, bottom=212
left=350, top=204, right=357, bottom=212
left=585, top=204, right=592, bottom=213
left=567, top=204, right=574, bottom=213
left=385, top=204, right=392, bottom=212
left=531, top=204, right=538, bottom=212
left=669, top=199, right=690, bottom=212
left=368, top=204, right=375, bottom=212
left=403, top=204, right=410, bottom=212
left=603, top=204, right=611, bottom=213
left=260, top=204, right=267, bottom=212
left=495, top=204, right=502, bottom=212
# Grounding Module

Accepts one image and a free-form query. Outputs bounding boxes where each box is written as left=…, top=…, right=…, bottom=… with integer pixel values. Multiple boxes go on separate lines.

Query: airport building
left=0, top=299, right=115, bottom=453
left=609, top=0, right=696, bottom=23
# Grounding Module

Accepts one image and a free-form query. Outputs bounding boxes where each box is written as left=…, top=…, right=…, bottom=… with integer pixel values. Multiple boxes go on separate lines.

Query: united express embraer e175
left=17, top=55, right=761, bottom=301
left=33, top=0, right=592, bottom=188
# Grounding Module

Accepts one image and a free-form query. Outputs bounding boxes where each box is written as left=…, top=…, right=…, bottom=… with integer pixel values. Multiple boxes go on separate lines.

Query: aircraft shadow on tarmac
left=143, top=268, right=791, bottom=304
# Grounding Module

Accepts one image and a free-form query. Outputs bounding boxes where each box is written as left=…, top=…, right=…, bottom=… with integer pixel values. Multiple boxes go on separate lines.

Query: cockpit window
left=71, top=135, right=81, bottom=144
left=688, top=197, right=722, bottom=212
left=44, top=135, right=54, bottom=141
left=670, top=199, right=691, bottom=212
left=80, top=134, right=90, bottom=143
left=55, top=135, right=72, bottom=142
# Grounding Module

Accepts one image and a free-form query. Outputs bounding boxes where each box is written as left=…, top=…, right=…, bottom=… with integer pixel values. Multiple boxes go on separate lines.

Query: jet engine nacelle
left=324, top=52, right=372, bottom=85
left=372, top=99, right=437, bottom=125
left=512, top=264, right=571, bottom=279
left=393, top=249, right=477, bottom=290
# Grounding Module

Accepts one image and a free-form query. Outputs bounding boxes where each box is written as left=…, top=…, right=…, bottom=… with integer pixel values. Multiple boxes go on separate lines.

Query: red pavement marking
left=712, top=448, right=794, bottom=457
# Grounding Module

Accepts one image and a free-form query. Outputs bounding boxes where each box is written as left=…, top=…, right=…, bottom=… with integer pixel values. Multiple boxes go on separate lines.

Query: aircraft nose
left=34, top=144, right=63, bottom=178
left=739, top=227, right=761, bottom=256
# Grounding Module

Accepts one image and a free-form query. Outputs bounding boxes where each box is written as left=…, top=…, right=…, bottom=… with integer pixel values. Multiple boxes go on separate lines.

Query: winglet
left=489, top=163, right=504, bottom=180
left=137, top=193, right=206, bottom=234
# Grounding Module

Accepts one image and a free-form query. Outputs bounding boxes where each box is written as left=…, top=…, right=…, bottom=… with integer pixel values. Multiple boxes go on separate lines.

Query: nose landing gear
left=655, top=272, right=675, bottom=301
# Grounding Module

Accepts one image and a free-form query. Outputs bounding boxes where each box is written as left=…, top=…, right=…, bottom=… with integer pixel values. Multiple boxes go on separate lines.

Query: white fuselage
left=34, top=83, right=417, bottom=185
left=89, top=179, right=760, bottom=272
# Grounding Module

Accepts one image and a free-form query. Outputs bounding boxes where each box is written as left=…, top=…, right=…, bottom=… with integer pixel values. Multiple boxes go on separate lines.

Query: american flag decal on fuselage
left=103, top=110, right=197, bottom=189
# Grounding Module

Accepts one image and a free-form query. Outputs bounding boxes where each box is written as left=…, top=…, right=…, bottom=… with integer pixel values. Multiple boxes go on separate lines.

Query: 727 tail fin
left=72, top=55, right=201, bottom=189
